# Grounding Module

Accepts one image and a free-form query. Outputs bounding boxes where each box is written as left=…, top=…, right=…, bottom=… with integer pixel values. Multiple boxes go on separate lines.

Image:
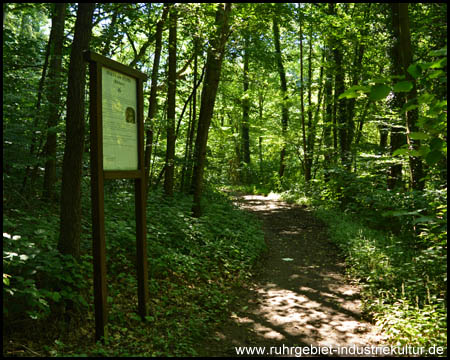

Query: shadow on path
left=198, top=194, right=385, bottom=357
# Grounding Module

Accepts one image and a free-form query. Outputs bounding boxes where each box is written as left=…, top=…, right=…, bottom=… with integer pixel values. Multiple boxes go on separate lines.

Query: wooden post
left=85, top=51, right=148, bottom=342
left=135, top=77, right=149, bottom=318
left=89, top=59, right=108, bottom=342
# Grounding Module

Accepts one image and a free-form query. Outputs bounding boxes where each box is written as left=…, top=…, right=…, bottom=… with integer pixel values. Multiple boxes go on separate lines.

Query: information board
left=102, top=67, right=138, bottom=170
left=84, top=50, right=148, bottom=343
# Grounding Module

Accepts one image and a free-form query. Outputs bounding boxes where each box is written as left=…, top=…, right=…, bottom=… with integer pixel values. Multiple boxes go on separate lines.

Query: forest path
left=198, top=193, right=385, bottom=357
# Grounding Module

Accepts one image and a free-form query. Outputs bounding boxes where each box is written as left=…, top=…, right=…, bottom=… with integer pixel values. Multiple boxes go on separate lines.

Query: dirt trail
left=199, top=194, right=386, bottom=357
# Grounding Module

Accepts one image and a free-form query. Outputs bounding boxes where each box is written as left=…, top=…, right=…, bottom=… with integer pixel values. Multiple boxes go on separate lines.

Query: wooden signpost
left=84, top=51, right=148, bottom=342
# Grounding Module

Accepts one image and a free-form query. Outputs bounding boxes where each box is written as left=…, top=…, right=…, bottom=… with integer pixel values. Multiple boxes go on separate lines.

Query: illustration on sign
left=102, top=67, right=138, bottom=170
left=125, top=107, right=136, bottom=124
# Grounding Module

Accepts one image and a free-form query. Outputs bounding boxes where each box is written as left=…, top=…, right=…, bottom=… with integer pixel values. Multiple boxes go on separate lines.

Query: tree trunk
left=191, top=3, right=231, bottom=217
left=299, top=13, right=309, bottom=182
left=328, top=4, right=349, bottom=168
left=181, top=39, right=200, bottom=192
left=242, top=34, right=251, bottom=168
left=258, top=89, right=265, bottom=180
left=323, top=45, right=334, bottom=183
left=397, top=3, right=424, bottom=190
left=273, top=16, right=289, bottom=179
left=310, top=54, right=325, bottom=179
left=180, top=94, right=193, bottom=192
left=164, top=5, right=177, bottom=196
left=22, top=17, right=52, bottom=192
left=334, top=44, right=348, bottom=166
left=345, top=41, right=364, bottom=165
left=305, top=26, right=314, bottom=182
left=58, top=3, right=95, bottom=259
left=388, top=3, right=407, bottom=190
left=43, top=3, right=66, bottom=200
left=145, top=4, right=169, bottom=192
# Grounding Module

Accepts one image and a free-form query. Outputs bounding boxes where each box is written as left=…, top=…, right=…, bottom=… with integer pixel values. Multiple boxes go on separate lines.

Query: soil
left=197, top=193, right=387, bottom=357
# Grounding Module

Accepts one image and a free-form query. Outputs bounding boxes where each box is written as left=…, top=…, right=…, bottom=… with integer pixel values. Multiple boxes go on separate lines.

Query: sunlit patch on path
left=199, top=194, right=386, bottom=356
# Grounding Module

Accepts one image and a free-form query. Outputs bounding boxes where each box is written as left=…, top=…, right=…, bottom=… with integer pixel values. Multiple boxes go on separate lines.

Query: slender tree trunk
left=241, top=34, right=251, bottom=183
left=242, top=34, right=251, bottom=169
left=354, top=98, right=371, bottom=148
left=273, top=16, right=289, bottom=179
left=58, top=3, right=95, bottom=259
left=388, top=3, right=407, bottom=190
left=182, top=38, right=200, bottom=192
left=175, top=64, right=205, bottom=140
left=145, top=4, right=169, bottom=192
left=379, top=120, right=389, bottom=151
left=43, top=3, right=66, bottom=200
left=179, top=61, right=205, bottom=191
left=299, top=13, right=308, bottom=182
left=397, top=3, right=424, bottom=190
left=164, top=5, right=177, bottom=196
left=334, top=44, right=348, bottom=166
left=310, top=54, right=324, bottom=179
left=323, top=45, right=334, bottom=183
left=191, top=3, right=231, bottom=217
left=180, top=95, right=192, bottom=192
left=258, top=89, right=265, bottom=179
left=22, top=21, right=52, bottom=191
left=345, top=42, right=364, bottom=160
left=328, top=4, right=349, bottom=167
left=305, top=26, right=314, bottom=182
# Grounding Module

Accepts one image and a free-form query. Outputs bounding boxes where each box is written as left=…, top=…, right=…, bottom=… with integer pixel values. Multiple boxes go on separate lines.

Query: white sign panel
left=102, top=67, right=138, bottom=171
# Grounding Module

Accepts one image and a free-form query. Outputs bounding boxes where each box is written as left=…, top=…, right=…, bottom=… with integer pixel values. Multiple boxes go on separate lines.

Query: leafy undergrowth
left=280, top=172, right=447, bottom=353
left=315, top=208, right=447, bottom=352
left=3, top=186, right=266, bottom=356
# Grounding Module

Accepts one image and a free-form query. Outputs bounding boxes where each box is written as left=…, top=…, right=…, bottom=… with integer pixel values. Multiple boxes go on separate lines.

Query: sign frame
left=84, top=51, right=148, bottom=342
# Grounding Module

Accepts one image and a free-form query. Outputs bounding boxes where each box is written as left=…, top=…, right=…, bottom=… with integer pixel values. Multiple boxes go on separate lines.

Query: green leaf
left=382, top=210, right=420, bottom=217
left=429, top=47, right=447, bottom=57
left=338, top=85, right=369, bottom=99
left=408, top=132, right=430, bottom=141
left=418, top=93, right=435, bottom=104
left=369, top=84, right=390, bottom=101
left=427, top=70, right=445, bottom=80
left=402, top=101, right=419, bottom=113
left=3, top=274, right=11, bottom=286
left=393, top=81, right=413, bottom=93
left=408, top=64, right=422, bottom=79
left=425, top=150, right=442, bottom=166
left=430, top=138, right=444, bottom=152
left=413, top=216, right=436, bottom=224
left=338, top=89, right=359, bottom=99
left=392, top=148, right=409, bottom=156
left=429, top=57, right=447, bottom=69
left=409, top=149, right=422, bottom=157
left=50, top=292, right=61, bottom=302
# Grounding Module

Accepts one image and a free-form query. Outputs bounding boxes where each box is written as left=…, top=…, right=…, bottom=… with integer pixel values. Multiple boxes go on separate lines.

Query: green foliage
left=369, top=84, right=391, bottom=101
left=315, top=207, right=447, bottom=349
left=89, top=188, right=265, bottom=356
left=282, top=160, right=447, bottom=349
left=363, top=47, right=448, bottom=172
left=3, top=205, right=90, bottom=321
left=4, top=186, right=265, bottom=356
